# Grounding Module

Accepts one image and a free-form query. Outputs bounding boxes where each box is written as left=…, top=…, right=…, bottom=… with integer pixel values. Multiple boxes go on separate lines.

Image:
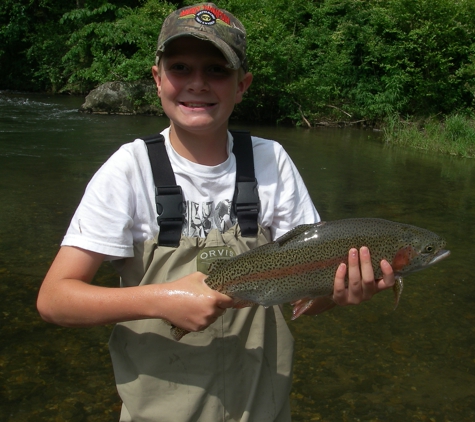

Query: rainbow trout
left=171, top=218, right=450, bottom=340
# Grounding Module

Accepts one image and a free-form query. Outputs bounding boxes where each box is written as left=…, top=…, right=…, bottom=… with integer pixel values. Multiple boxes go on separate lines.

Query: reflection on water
left=1, top=92, right=474, bottom=421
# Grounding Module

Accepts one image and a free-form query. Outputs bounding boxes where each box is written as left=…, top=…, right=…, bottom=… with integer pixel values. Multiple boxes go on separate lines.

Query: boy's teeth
left=184, top=102, right=209, bottom=107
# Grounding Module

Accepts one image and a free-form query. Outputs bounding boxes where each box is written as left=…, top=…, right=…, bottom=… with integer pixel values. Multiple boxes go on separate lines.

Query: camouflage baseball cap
left=156, top=3, right=248, bottom=72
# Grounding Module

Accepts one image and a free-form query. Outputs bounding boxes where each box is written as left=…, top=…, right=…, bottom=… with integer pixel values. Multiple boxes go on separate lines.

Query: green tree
left=0, top=0, right=77, bottom=91
left=287, top=0, right=475, bottom=122
left=1, top=0, right=474, bottom=124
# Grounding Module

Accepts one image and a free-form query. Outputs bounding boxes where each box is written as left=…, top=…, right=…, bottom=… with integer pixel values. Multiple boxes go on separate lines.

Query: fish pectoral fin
left=393, top=277, right=404, bottom=310
left=291, top=298, right=316, bottom=320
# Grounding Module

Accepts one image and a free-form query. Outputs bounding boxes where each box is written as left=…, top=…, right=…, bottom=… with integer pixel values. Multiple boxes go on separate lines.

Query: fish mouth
left=427, top=249, right=451, bottom=266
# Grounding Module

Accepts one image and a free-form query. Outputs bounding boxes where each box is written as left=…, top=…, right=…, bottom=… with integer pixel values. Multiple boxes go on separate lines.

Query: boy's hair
left=156, top=3, right=248, bottom=72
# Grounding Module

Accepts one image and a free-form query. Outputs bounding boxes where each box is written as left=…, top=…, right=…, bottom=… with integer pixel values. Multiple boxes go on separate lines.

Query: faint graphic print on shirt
left=183, top=199, right=235, bottom=237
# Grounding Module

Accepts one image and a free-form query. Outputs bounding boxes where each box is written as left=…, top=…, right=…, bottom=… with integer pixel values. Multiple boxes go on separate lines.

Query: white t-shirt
left=62, top=128, right=320, bottom=260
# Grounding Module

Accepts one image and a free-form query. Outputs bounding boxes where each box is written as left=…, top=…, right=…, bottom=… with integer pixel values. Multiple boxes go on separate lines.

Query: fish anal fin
left=393, top=277, right=404, bottom=310
left=291, top=298, right=316, bottom=320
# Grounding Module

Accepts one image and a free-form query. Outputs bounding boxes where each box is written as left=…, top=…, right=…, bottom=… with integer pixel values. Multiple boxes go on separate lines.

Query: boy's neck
left=169, top=123, right=229, bottom=166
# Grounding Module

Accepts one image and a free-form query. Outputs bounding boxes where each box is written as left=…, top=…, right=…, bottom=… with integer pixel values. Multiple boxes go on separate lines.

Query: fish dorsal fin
left=275, top=222, right=324, bottom=247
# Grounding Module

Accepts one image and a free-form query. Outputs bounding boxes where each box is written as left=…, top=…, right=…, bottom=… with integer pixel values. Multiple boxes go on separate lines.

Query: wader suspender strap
left=230, top=130, right=260, bottom=237
left=144, top=134, right=184, bottom=247
left=144, top=131, right=259, bottom=247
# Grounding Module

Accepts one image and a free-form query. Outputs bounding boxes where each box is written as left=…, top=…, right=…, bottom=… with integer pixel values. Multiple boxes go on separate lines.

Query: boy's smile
left=152, top=36, right=252, bottom=162
left=181, top=102, right=215, bottom=108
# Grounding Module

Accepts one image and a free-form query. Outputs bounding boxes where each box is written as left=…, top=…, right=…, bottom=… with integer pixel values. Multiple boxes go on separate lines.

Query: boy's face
left=152, top=37, right=252, bottom=139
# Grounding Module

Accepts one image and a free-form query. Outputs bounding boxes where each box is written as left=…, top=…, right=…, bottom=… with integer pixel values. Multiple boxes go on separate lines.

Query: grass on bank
left=383, top=113, right=475, bottom=158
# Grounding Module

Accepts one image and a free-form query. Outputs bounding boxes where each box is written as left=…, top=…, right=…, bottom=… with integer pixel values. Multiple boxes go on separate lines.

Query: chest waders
left=109, top=132, right=294, bottom=422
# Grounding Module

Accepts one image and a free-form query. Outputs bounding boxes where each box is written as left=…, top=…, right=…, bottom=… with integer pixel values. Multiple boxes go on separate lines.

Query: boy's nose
left=188, top=71, right=209, bottom=91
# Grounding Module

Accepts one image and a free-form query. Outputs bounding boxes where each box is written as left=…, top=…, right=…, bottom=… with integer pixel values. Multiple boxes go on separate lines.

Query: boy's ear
left=235, top=72, right=253, bottom=104
left=152, top=65, right=162, bottom=97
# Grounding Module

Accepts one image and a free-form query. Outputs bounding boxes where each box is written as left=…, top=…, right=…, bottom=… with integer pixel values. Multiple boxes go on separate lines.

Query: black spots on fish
left=207, top=258, right=231, bottom=275
left=288, top=218, right=446, bottom=275
left=205, top=218, right=447, bottom=306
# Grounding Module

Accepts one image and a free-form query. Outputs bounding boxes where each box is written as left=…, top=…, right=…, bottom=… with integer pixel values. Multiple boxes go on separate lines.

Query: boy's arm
left=37, top=246, right=233, bottom=330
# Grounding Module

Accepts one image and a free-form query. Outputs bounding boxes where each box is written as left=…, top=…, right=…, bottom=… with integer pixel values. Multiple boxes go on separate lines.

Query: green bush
left=0, top=0, right=77, bottom=91
left=383, top=112, right=475, bottom=157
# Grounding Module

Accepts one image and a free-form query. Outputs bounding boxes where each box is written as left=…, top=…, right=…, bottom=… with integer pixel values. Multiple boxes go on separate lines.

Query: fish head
left=391, top=225, right=450, bottom=276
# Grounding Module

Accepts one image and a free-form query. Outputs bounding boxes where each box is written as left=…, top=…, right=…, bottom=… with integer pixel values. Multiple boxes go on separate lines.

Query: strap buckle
left=233, top=180, right=260, bottom=214
left=155, top=185, right=184, bottom=223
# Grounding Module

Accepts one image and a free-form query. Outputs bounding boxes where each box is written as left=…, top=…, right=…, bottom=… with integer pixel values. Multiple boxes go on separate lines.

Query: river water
left=0, top=92, right=474, bottom=421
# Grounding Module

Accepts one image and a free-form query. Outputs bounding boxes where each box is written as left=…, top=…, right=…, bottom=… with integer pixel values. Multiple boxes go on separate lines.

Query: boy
left=37, top=3, right=394, bottom=421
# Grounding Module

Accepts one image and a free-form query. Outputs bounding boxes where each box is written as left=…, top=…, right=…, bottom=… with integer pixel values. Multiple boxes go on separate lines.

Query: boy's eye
left=165, top=62, right=232, bottom=78
left=208, top=65, right=229, bottom=75
left=169, top=63, right=188, bottom=72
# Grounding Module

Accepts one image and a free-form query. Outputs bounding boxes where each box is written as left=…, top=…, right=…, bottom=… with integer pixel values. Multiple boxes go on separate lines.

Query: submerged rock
left=80, top=81, right=163, bottom=115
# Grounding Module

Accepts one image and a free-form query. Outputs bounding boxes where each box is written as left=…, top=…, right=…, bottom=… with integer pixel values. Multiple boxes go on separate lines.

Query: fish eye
left=425, top=245, right=434, bottom=253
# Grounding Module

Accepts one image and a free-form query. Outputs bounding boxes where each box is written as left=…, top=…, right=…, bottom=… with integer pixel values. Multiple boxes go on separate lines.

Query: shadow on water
left=1, top=92, right=474, bottom=421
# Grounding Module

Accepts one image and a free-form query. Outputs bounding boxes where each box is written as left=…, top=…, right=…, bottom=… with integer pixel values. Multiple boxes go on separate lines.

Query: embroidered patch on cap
left=179, top=5, right=231, bottom=26
left=156, top=3, right=248, bottom=71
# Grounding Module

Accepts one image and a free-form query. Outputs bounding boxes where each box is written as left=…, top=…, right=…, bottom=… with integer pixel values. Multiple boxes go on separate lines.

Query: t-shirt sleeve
left=61, top=142, right=151, bottom=260
left=253, top=137, right=320, bottom=240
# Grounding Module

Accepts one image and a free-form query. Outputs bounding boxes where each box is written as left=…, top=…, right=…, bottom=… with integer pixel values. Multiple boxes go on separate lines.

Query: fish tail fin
left=393, top=277, right=404, bottom=310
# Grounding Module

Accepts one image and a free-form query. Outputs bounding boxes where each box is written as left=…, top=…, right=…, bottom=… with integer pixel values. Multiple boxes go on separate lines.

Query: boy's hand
left=333, top=246, right=395, bottom=305
left=297, top=247, right=395, bottom=315
left=159, top=272, right=234, bottom=332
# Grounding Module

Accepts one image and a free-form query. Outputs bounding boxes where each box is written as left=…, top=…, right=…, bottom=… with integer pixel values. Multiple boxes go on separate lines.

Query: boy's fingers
left=332, top=263, right=348, bottom=305
left=376, top=259, right=395, bottom=290
left=359, top=246, right=377, bottom=300
left=332, top=248, right=396, bottom=308
left=346, top=248, right=363, bottom=303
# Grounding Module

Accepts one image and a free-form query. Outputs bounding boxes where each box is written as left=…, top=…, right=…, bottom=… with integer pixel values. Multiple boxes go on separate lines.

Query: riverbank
left=3, top=89, right=473, bottom=158
left=383, top=113, right=475, bottom=159
left=77, top=82, right=475, bottom=158
left=295, top=107, right=475, bottom=159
